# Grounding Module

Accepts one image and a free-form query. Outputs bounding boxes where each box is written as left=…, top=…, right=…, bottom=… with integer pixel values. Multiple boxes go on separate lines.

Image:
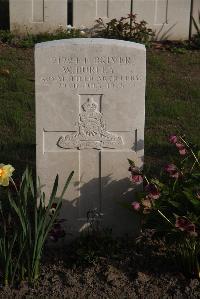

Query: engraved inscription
left=40, top=55, right=143, bottom=90
left=57, top=96, right=123, bottom=150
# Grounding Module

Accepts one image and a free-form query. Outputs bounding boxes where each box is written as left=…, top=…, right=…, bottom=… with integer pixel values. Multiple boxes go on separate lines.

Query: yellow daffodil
left=0, top=164, right=15, bottom=186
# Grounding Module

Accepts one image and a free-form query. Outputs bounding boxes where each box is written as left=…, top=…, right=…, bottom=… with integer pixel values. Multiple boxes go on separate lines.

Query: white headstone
left=10, top=0, right=191, bottom=40
left=35, top=38, right=146, bottom=236
left=10, top=0, right=68, bottom=34
left=73, top=0, right=131, bottom=28
left=132, top=0, right=191, bottom=40
left=192, top=0, right=200, bottom=36
left=73, top=0, right=191, bottom=40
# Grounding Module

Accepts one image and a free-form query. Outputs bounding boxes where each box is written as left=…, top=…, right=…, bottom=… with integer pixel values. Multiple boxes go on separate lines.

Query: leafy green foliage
left=0, top=27, right=86, bottom=48
left=94, top=14, right=155, bottom=46
left=0, top=30, right=14, bottom=43
left=129, top=135, right=200, bottom=278
left=0, top=167, right=74, bottom=285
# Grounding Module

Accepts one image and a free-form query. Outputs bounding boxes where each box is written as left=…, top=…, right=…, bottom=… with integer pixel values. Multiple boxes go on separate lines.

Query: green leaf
left=151, top=178, right=164, bottom=189
left=4, top=232, right=17, bottom=285
left=183, top=190, right=195, bottom=201
left=48, top=174, right=59, bottom=208
left=190, top=199, right=200, bottom=208
left=127, top=159, right=135, bottom=167
left=8, top=192, right=27, bottom=234
left=169, top=200, right=181, bottom=208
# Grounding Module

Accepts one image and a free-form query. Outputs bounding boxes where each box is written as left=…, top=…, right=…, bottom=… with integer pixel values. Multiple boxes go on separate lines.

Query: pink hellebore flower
left=169, top=135, right=178, bottom=144
left=131, top=201, right=141, bottom=211
left=197, top=191, right=200, bottom=200
left=165, top=164, right=177, bottom=172
left=175, top=217, right=197, bottom=237
left=145, top=183, right=160, bottom=200
left=129, top=166, right=143, bottom=184
left=165, top=164, right=180, bottom=179
left=179, top=148, right=187, bottom=155
left=131, top=174, right=143, bottom=184
left=175, top=143, right=187, bottom=156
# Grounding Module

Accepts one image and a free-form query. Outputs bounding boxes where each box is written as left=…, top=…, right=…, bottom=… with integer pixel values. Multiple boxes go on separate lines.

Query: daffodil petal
left=0, top=164, right=14, bottom=187
left=1, top=177, right=9, bottom=186
left=3, top=165, right=15, bottom=176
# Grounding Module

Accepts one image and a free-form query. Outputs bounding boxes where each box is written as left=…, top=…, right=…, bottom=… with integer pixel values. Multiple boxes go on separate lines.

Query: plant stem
left=32, top=259, right=40, bottom=282
left=144, top=175, right=150, bottom=184
left=172, top=178, right=178, bottom=192
left=179, top=136, right=200, bottom=168
left=157, top=209, right=174, bottom=226
left=9, top=177, right=19, bottom=194
left=190, top=160, right=197, bottom=173
left=130, top=0, right=133, bottom=35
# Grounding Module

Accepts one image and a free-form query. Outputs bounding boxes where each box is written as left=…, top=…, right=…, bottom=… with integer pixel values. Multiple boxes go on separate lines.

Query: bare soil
left=0, top=231, right=200, bottom=298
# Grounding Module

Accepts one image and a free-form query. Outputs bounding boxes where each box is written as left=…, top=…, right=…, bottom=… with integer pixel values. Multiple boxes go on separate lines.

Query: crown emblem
left=57, top=96, right=123, bottom=150
left=82, top=98, right=97, bottom=112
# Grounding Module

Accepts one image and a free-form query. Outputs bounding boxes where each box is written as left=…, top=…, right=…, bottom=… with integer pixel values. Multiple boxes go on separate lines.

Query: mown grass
left=0, top=45, right=199, bottom=177
left=145, top=50, right=200, bottom=174
left=0, top=46, right=35, bottom=177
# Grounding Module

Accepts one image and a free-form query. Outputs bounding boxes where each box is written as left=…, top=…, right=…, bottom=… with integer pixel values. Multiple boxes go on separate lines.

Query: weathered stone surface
left=73, top=0, right=191, bottom=40
left=192, top=0, right=200, bottom=36
left=35, top=38, right=146, bottom=236
left=131, top=0, right=191, bottom=40
left=10, top=0, right=68, bottom=34
left=73, top=0, right=131, bottom=28
left=10, top=0, right=193, bottom=40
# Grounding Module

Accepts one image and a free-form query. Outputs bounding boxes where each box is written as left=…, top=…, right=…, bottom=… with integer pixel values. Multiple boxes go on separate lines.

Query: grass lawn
left=0, top=44, right=199, bottom=177
left=146, top=49, right=200, bottom=174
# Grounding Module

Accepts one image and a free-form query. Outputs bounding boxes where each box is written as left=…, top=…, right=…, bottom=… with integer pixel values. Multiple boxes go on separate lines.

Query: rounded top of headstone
left=35, top=38, right=146, bottom=50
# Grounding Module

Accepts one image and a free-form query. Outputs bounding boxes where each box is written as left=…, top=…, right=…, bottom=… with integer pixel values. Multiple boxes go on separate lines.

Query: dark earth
left=0, top=230, right=200, bottom=298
